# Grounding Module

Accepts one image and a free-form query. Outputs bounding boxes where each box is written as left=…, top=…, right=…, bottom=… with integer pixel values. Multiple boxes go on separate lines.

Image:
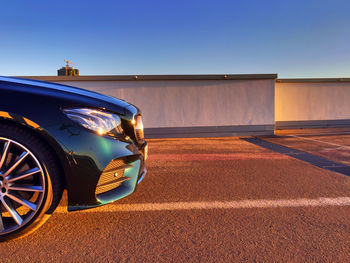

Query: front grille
left=95, top=159, right=131, bottom=195
left=121, top=115, right=145, bottom=145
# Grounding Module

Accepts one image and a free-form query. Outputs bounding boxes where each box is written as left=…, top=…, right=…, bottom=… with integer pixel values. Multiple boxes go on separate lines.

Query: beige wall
left=276, top=81, right=350, bottom=122
left=54, top=79, right=275, bottom=129
left=23, top=75, right=350, bottom=133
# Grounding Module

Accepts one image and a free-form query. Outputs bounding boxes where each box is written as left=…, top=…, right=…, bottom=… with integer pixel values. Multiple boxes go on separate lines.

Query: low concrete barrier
left=21, top=75, right=350, bottom=137
left=25, top=74, right=277, bottom=138
left=276, top=78, right=350, bottom=129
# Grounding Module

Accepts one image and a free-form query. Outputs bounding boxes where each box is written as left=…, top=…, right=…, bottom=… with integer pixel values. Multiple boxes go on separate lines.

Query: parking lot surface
left=1, top=135, right=350, bottom=262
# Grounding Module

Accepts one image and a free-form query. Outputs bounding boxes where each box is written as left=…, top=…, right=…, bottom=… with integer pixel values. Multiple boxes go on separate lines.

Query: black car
left=0, top=76, right=147, bottom=240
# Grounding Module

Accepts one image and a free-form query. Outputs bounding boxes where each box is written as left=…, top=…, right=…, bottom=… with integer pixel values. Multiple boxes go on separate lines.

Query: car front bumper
left=65, top=132, right=148, bottom=211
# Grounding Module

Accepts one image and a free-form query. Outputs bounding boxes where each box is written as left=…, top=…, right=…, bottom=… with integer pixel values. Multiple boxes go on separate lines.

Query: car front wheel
left=0, top=124, right=63, bottom=241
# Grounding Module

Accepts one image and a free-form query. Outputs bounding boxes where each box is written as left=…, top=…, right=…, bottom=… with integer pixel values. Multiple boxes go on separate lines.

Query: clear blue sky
left=1, top=0, right=349, bottom=78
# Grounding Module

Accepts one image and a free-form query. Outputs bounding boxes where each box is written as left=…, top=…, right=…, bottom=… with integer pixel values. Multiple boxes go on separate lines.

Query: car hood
left=0, top=76, right=136, bottom=117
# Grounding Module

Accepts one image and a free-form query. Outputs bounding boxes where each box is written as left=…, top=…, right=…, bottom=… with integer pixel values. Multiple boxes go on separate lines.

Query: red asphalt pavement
left=1, top=136, right=349, bottom=262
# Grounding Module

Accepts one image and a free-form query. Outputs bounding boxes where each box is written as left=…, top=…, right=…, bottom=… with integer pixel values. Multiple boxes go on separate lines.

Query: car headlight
left=63, top=108, right=123, bottom=136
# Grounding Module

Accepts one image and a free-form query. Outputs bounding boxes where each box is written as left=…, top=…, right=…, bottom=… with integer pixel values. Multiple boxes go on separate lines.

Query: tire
left=0, top=124, right=63, bottom=241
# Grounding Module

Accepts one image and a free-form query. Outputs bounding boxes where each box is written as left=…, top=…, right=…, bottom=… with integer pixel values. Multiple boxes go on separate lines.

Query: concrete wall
left=24, top=74, right=276, bottom=137
left=276, top=80, right=350, bottom=129
left=57, top=79, right=275, bottom=128
left=19, top=75, right=350, bottom=136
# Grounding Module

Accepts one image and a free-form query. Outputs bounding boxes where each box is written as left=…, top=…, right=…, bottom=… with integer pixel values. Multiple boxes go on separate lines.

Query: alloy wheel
left=0, top=137, right=46, bottom=235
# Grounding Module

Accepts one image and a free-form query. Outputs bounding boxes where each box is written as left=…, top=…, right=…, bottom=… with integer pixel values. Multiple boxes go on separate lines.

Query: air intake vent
left=95, top=159, right=132, bottom=195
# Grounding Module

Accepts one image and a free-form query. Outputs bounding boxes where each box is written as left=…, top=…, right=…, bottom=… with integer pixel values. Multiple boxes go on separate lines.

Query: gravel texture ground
left=1, top=136, right=349, bottom=262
